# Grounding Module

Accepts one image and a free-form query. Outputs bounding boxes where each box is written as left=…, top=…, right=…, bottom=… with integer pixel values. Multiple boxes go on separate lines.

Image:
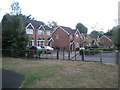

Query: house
left=98, top=35, right=112, bottom=47
left=23, top=18, right=53, bottom=47
left=51, top=26, right=83, bottom=50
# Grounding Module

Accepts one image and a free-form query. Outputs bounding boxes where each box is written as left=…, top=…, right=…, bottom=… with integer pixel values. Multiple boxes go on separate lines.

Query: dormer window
left=26, top=29, right=33, bottom=34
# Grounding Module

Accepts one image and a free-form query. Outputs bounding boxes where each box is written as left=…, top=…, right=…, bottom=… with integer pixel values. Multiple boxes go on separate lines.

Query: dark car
left=27, top=46, right=43, bottom=58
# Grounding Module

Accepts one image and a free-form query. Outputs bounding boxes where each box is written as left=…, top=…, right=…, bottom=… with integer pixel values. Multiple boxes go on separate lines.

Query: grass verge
left=2, top=57, right=118, bottom=88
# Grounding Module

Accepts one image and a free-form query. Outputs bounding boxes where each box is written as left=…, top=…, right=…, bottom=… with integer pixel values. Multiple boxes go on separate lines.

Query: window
left=46, top=31, right=51, bottom=35
left=70, top=35, right=73, bottom=39
left=38, top=30, right=42, bottom=34
left=56, top=34, right=59, bottom=39
left=26, top=29, right=33, bottom=34
left=37, top=40, right=44, bottom=46
left=76, top=34, right=79, bottom=38
left=29, top=40, right=34, bottom=46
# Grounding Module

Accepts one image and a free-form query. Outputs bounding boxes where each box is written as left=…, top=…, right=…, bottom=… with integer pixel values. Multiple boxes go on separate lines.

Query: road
left=2, top=69, right=25, bottom=88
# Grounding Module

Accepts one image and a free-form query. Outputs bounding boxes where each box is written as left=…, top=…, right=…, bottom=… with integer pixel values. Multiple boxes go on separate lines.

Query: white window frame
left=37, top=40, right=45, bottom=46
left=29, top=40, right=34, bottom=46
left=46, top=31, right=51, bottom=35
left=38, top=30, right=43, bottom=35
left=26, top=29, right=33, bottom=34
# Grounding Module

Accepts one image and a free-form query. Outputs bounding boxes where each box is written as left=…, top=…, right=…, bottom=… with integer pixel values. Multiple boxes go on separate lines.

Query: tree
left=10, top=1, right=21, bottom=15
left=2, top=1, right=28, bottom=57
left=104, top=29, right=114, bottom=36
left=76, top=23, right=88, bottom=34
left=47, top=21, right=58, bottom=29
left=112, top=26, right=120, bottom=50
left=2, top=14, right=28, bottom=57
left=90, top=30, right=103, bottom=39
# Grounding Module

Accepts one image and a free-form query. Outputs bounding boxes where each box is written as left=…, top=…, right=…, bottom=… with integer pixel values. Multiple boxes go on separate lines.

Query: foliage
left=104, top=28, right=114, bottom=36
left=10, top=1, right=21, bottom=15
left=76, top=23, right=88, bottom=34
left=75, top=47, right=79, bottom=51
left=2, top=14, right=28, bottom=57
left=48, top=21, right=58, bottom=29
left=112, top=26, right=120, bottom=50
left=90, top=30, right=103, bottom=39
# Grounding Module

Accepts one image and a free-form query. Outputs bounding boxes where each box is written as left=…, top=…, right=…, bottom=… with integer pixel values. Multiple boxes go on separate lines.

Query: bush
left=84, top=49, right=90, bottom=55
left=76, top=47, right=79, bottom=51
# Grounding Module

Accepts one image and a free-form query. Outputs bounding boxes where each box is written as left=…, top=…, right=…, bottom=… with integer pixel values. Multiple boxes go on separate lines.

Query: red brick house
left=24, top=18, right=53, bottom=47
left=98, top=35, right=112, bottom=47
left=51, top=26, right=83, bottom=50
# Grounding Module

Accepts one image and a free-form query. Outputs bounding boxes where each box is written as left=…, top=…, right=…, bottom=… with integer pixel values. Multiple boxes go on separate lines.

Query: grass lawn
left=2, top=57, right=118, bottom=88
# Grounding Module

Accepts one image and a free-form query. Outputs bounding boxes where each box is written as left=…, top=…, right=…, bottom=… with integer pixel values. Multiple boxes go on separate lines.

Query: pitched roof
left=23, top=18, right=45, bottom=29
left=43, top=25, right=53, bottom=31
left=60, top=26, right=76, bottom=35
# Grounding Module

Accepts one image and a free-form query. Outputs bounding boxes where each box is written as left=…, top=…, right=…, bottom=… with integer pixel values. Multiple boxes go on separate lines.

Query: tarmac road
left=2, top=69, right=25, bottom=89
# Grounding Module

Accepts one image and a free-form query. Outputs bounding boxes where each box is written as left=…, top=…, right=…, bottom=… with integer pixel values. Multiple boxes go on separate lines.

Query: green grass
left=2, top=57, right=118, bottom=88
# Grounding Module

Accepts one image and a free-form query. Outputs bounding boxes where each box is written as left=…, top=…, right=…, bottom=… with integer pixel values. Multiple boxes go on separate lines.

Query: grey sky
left=0, top=0, right=119, bottom=33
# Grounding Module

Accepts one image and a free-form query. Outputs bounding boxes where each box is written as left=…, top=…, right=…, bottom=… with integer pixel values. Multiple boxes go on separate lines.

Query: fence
left=1, top=49, right=120, bottom=64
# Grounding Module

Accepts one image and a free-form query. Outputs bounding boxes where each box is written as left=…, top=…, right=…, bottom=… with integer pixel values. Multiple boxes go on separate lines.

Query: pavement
left=2, top=69, right=25, bottom=89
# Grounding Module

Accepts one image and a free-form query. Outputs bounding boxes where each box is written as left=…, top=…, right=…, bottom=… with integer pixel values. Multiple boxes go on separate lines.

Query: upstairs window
left=38, top=30, right=42, bottom=34
left=26, top=29, right=33, bottom=34
left=46, top=31, right=51, bottom=35
left=70, top=35, right=73, bottom=39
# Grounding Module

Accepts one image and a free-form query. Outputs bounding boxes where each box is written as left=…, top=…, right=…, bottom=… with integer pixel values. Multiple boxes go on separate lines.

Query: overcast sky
left=0, top=0, right=119, bottom=33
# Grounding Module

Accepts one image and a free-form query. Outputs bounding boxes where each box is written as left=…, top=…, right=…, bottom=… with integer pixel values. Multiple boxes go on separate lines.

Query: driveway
left=2, top=69, right=25, bottom=88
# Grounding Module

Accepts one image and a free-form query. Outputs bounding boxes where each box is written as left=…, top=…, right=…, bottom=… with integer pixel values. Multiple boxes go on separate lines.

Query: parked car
left=27, top=46, right=43, bottom=58
left=44, top=46, right=54, bottom=50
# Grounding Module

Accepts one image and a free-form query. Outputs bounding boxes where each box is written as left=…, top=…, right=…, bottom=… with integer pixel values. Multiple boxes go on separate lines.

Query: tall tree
left=10, top=1, right=21, bottom=15
left=2, top=2, right=28, bottom=57
left=112, top=26, right=120, bottom=50
left=47, top=21, right=58, bottom=29
left=2, top=14, right=28, bottom=57
left=76, top=23, right=88, bottom=34
left=104, top=29, right=114, bottom=36
left=90, top=30, right=104, bottom=39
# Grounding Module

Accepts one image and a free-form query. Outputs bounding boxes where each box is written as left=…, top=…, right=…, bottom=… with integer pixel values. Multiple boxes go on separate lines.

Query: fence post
left=115, top=50, right=119, bottom=65
left=81, top=49, right=84, bottom=61
left=75, top=50, right=76, bottom=60
left=100, top=50, right=102, bottom=63
left=57, top=50, right=59, bottom=59
left=63, top=51, right=64, bottom=60
left=68, top=51, right=70, bottom=60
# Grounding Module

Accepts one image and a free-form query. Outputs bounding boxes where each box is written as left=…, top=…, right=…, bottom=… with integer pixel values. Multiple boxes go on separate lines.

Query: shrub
left=76, top=47, right=79, bottom=51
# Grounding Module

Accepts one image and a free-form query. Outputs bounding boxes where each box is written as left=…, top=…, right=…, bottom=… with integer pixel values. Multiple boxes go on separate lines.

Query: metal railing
left=1, top=49, right=120, bottom=64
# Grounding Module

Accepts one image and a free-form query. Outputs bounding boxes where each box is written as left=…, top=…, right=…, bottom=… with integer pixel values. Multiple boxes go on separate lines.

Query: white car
left=44, top=46, right=54, bottom=50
